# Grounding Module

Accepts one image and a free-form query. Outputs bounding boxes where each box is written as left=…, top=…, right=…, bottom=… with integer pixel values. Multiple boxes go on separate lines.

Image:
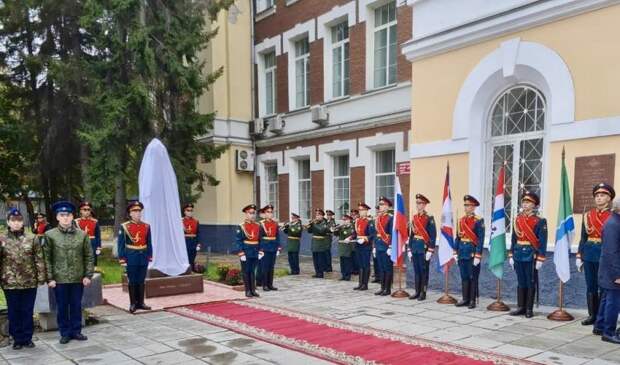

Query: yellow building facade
left=402, top=0, right=620, bottom=248
left=195, top=0, right=254, bottom=251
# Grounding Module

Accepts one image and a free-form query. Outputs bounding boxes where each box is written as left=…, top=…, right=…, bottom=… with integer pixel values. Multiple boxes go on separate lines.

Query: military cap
left=325, top=209, right=335, bottom=216
left=79, top=201, right=92, bottom=209
left=126, top=200, right=144, bottom=213
left=521, top=191, right=540, bottom=206
left=242, top=204, right=257, bottom=213
left=593, top=183, right=615, bottom=199
left=291, top=212, right=300, bottom=219
left=52, top=201, right=76, bottom=214
left=262, top=204, right=274, bottom=213
left=463, top=195, right=480, bottom=207
left=314, top=208, right=325, bottom=216
left=378, top=196, right=393, bottom=207
left=415, top=194, right=430, bottom=204
left=358, top=202, right=371, bottom=210
left=350, top=209, right=359, bottom=215
left=342, top=214, right=352, bottom=220
left=35, top=212, right=46, bottom=219
left=6, top=207, right=22, bottom=220
left=182, top=203, right=194, bottom=211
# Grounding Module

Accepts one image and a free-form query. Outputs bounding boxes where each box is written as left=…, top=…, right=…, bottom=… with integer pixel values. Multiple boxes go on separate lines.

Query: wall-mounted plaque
left=573, top=154, right=615, bottom=213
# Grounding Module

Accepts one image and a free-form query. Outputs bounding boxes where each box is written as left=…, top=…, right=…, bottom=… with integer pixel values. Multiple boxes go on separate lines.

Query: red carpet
left=170, top=301, right=535, bottom=365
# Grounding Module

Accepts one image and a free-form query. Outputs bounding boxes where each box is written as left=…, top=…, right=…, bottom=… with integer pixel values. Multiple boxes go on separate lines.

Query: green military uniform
left=43, top=227, right=94, bottom=284
left=325, top=216, right=336, bottom=272
left=283, top=220, right=302, bottom=275
left=307, top=218, right=330, bottom=278
left=336, top=222, right=355, bottom=281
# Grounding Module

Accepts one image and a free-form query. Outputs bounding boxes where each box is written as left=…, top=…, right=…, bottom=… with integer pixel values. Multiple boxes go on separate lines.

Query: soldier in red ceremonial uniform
left=353, top=203, right=375, bottom=291
left=407, top=194, right=436, bottom=300
left=509, top=191, right=547, bottom=318
left=374, top=197, right=394, bottom=296
left=350, top=209, right=361, bottom=275
left=259, top=204, right=281, bottom=291
left=234, top=204, right=262, bottom=297
left=117, top=201, right=153, bottom=313
left=454, top=195, right=485, bottom=308
left=182, top=203, right=201, bottom=272
left=577, top=183, right=615, bottom=325
left=33, top=212, right=51, bottom=238
left=75, top=202, right=102, bottom=270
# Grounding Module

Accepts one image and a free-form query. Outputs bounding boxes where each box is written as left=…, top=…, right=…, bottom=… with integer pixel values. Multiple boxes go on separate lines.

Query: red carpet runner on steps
left=169, top=301, right=535, bottom=365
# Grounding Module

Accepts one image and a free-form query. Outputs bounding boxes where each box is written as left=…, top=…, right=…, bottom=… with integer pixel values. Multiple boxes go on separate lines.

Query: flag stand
left=487, top=279, right=510, bottom=311
left=547, top=280, right=574, bottom=321
left=391, top=264, right=409, bottom=298
left=437, top=269, right=457, bottom=304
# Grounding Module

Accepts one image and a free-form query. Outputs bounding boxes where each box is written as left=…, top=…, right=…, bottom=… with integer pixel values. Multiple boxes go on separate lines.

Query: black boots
left=243, top=272, right=252, bottom=297
left=409, top=279, right=421, bottom=300
left=455, top=280, right=471, bottom=307
left=249, top=271, right=260, bottom=297
left=375, top=273, right=385, bottom=295
left=128, top=284, right=137, bottom=313
left=354, top=269, right=363, bottom=290
left=361, top=269, right=370, bottom=290
left=582, top=293, right=599, bottom=325
left=510, top=287, right=527, bottom=316
left=525, top=287, right=535, bottom=318
left=469, top=281, right=477, bottom=309
left=381, top=272, right=392, bottom=296
left=129, top=284, right=150, bottom=312
left=262, top=270, right=278, bottom=291
left=268, top=270, right=278, bottom=291
left=418, top=285, right=427, bottom=301
left=136, top=284, right=151, bottom=310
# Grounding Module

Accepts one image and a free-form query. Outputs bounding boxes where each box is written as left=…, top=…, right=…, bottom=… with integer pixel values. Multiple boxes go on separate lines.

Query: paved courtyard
left=2, top=273, right=620, bottom=364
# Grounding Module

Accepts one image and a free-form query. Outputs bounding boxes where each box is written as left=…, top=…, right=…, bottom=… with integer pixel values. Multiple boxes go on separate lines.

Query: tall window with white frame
left=488, top=85, right=545, bottom=229
left=257, top=0, right=274, bottom=13
left=294, top=38, right=310, bottom=108
left=375, top=149, right=395, bottom=203
left=331, top=21, right=350, bottom=98
left=373, top=1, right=397, bottom=88
left=333, top=155, right=350, bottom=218
left=265, top=162, right=279, bottom=219
left=264, top=52, right=277, bottom=116
left=297, top=159, right=311, bottom=220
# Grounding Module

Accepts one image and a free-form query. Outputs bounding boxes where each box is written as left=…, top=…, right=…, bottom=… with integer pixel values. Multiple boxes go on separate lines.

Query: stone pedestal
left=35, top=273, right=103, bottom=331
left=122, top=269, right=204, bottom=298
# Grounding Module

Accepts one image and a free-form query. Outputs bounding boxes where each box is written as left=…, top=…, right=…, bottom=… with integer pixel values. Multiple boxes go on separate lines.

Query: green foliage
left=224, top=268, right=242, bottom=286
left=215, top=263, right=232, bottom=282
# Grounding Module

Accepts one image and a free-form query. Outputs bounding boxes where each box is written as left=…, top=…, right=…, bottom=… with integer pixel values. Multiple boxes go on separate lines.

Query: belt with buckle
left=517, top=240, right=532, bottom=246
left=244, top=240, right=258, bottom=245
left=126, top=244, right=147, bottom=250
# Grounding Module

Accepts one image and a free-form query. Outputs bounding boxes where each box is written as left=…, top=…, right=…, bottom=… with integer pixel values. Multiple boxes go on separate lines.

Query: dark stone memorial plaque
left=573, top=154, right=615, bottom=213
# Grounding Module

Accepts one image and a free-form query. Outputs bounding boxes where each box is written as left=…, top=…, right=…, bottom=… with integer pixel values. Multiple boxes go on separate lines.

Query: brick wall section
left=309, top=39, right=324, bottom=105
left=278, top=174, right=289, bottom=219
left=256, top=121, right=410, bottom=156
left=276, top=54, right=289, bottom=113
left=255, top=0, right=351, bottom=43
left=349, top=22, right=366, bottom=95
left=311, top=171, right=324, bottom=211
left=350, top=167, right=365, bottom=206
left=398, top=173, right=410, bottom=214
left=397, top=4, right=412, bottom=83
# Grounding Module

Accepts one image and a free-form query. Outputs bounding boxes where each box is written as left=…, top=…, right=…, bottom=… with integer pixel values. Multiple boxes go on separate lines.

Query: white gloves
left=386, top=248, right=392, bottom=256
left=372, top=247, right=377, bottom=258
left=357, top=238, right=365, bottom=245
left=197, top=244, right=201, bottom=251
left=576, top=258, right=583, bottom=270
left=425, top=251, right=432, bottom=261
left=276, top=250, right=281, bottom=257
left=407, top=250, right=413, bottom=259
left=452, top=254, right=458, bottom=262
left=536, top=261, right=543, bottom=270
left=344, top=238, right=350, bottom=243
left=473, top=257, right=481, bottom=266
left=239, top=255, right=247, bottom=262
left=95, top=249, right=101, bottom=256
left=258, top=252, right=264, bottom=260
left=509, top=258, right=514, bottom=268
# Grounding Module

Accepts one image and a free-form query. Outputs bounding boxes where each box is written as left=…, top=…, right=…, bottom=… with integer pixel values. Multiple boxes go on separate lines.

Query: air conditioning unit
left=311, top=105, right=329, bottom=126
left=269, top=114, right=285, bottom=134
left=250, top=117, right=265, bottom=135
left=235, top=148, right=255, bottom=172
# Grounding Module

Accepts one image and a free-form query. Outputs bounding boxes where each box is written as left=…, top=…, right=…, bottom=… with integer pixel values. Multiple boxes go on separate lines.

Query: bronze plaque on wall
left=573, top=154, right=615, bottom=213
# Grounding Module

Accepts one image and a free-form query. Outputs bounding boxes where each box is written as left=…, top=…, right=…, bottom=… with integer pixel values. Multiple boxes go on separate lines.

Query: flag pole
left=487, top=278, right=510, bottom=311
left=391, top=261, right=409, bottom=298
left=437, top=267, right=456, bottom=304
left=547, top=280, right=574, bottom=321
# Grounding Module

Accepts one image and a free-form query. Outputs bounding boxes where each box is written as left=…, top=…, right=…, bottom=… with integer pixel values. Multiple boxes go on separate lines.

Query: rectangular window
left=257, top=0, right=274, bottom=13
left=333, top=155, right=350, bottom=219
left=264, top=52, right=277, bottom=115
left=297, top=159, right=311, bottom=219
left=331, top=21, right=350, bottom=98
left=265, top=162, right=279, bottom=218
left=373, top=1, right=397, bottom=88
left=375, top=149, right=395, bottom=202
left=294, top=38, right=310, bottom=108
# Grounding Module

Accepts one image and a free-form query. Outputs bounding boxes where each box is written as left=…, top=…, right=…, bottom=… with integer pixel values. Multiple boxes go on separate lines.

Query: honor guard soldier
left=1, top=208, right=46, bottom=350
left=333, top=214, right=355, bottom=281
left=509, top=191, right=547, bottom=318
left=454, top=195, right=485, bottom=308
left=407, top=194, right=436, bottom=300
left=182, top=203, right=201, bottom=272
left=33, top=212, right=52, bottom=239
left=350, top=209, right=361, bottom=275
left=306, top=209, right=330, bottom=278
left=371, top=205, right=381, bottom=284
left=44, top=201, right=94, bottom=344
left=234, top=204, right=262, bottom=298
left=374, top=197, right=394, bottom=296
left=255, top=207, right=266, bottom=287
left=577, top=183, right=614, bottom=325
left=259, top=204, right=281, bottom=291
left=117, top=201, right=153, bottom=313
left=353, top=203, right=375, bottom=290
left=75, top=202, right=102, bottom=270
left=281, top=213, right=302, bottom=275
left=325, top=210, right=337, bottom=273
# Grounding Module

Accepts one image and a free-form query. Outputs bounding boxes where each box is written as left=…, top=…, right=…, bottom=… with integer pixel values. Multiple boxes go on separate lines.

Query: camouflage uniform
left=0, top=230, right=47, bottom=346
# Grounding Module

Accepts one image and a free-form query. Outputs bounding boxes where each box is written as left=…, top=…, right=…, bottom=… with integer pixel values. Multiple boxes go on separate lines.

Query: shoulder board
left=475, top=215, right=482, bottom=220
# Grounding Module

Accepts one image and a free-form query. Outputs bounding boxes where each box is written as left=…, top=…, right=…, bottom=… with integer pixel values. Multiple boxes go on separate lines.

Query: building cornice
left=402, top=0, right=620, bottom=62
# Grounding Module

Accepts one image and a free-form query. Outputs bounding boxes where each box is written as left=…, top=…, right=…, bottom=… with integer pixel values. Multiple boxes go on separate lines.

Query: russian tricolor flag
left=437, top=163, right=456, bottom=272
left=390, top=178, right=408, bottom=267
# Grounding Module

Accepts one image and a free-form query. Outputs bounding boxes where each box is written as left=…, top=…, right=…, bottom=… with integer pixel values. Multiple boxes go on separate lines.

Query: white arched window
left=488, top=85, right=545, bottom=226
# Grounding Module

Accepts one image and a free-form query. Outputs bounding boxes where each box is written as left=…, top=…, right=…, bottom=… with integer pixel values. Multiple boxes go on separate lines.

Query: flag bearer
left=75, top=202, right=102, bottom=270
left=182, top=203, right=201, bottom=272
left=577, top=183, right=614, bottom=325
left=408, top=194, right=436, bottom=301
left=353, top=203, right=375, bottom=291
left=255, top=208, right=266, bottom=287
left=325, top=210, right=336, bottom=273
left=282, top=213, right=302, bottom=275
left=454, top=195, right=485, bottom=308
left=306, top=209, right=330, bottom=278
left=234, top=204, right=261, bottom=298
left=374, top=197, right=394, bottom=296
left=334, top=214, right=355, bottom=281
left=509, top=191, right=547, bottom=318
left=259, top=204, right=281, bottom=291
